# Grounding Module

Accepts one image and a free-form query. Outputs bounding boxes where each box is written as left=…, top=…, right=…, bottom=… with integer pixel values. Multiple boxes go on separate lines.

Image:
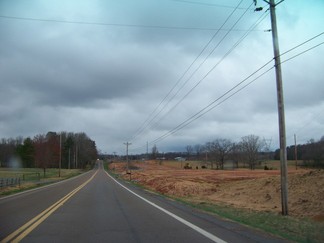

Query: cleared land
left=109, top=160, right=324, bottom=242
left=110, top=160, right=323, bottom=219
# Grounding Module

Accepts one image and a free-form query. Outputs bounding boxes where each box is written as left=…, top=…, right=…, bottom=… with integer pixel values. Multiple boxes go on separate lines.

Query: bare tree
left=33, top=134, right=48, bottom=176
left=185, top=145, right=194, bottom=160
left=194, top=144, right=202, bottom=160
left=211, top=139, right=233, bottom=169
left=230, top=142, right=242, bottom=168
left=241, top=135, right=265, bottom=170
left=204, top=142, right=213, bottom=168
left=302, top=138, right=324, bottom=168
left=151, top=144, right=158, bottom=159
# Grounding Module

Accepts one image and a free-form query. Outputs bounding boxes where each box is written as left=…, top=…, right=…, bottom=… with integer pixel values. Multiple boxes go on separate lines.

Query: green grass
left=0, top=168, right=84, bottom=196
left=0, top=168, right=82, bottom=178
left=176, top=200, right=324, bottom=243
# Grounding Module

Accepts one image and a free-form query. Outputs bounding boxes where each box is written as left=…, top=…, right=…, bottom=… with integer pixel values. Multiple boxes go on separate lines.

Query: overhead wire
left=151, top=39, right=324, bottom=146
left=148, top=60, right=274, bottom=146
left=169, top=0, right=249, bottom=9
left=130, top=62, right=273, bottom=152
left=129, top=0, right=246, bottom=142
left=131, top=7, right=269, bottom=147
left=284, top=38, right=324, bottom=143
left=280, top=32, right=324, bottom=57
left=149, top=1, right=256, bottom=128
left=148, top=7, right=268, bottom=132
left=287, top=110, right=324, bottom=144
left=280, top=41, right=324, bottom=65
left=130, top=0, right=260, bottom=142
left=4, top=6, right=320, bottom=152
left=131, top=33, right=324, bottom=152
left=0, top=15, right=261, bottom=31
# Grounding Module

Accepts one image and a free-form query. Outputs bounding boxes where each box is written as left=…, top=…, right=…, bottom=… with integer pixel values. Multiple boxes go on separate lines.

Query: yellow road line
left=1, top=171, right=97, bottom=243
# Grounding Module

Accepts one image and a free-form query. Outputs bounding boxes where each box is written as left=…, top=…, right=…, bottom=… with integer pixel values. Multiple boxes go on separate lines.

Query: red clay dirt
left=109, top=160, right=324, bottom=220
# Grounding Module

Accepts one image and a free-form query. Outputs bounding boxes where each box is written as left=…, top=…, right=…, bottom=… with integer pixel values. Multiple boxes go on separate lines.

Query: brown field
left=109, top=160, right=324, bottom=221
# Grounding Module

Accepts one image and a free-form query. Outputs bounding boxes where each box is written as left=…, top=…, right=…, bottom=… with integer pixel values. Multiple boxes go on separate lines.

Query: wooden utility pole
left=59, top=133, right=61, bottom=177
left=124, top=142, right=132, bottom=171
left=256, top=0, right=288, bottom=215
left=68, top=148, right=71, bottom=169
left=294, top=134, right=298, bottom=170
left=146, top=141, right=149, bottom=160
left=76, top=145, right=78, bottom=169
left=267, top=0, right=288, bottom=215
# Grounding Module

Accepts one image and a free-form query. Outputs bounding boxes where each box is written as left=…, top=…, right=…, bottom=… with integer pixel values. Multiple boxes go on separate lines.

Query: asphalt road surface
left=0, top=162, right=288, bottom=243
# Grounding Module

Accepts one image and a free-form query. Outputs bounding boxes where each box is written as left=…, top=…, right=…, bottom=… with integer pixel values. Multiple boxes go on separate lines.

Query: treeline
left=184, top=134, right=271, bottom=170
left=122, top=135, right=271, bottom=170
left=274, top=137, right=324, bottom=168
left=185, top=134, right=324, bottom=169
left=0, top=132, right=98, bottom=169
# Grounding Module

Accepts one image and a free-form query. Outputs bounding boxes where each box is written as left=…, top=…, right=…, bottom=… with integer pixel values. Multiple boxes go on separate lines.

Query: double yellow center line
left=2, top=171, right=97, bottom=243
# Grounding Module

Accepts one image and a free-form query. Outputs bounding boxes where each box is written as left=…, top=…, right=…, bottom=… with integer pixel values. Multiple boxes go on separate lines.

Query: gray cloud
left=1, top=0, right=323, bottom=154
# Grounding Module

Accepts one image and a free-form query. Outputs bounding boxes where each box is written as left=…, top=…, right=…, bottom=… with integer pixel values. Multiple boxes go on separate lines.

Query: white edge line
left=105, top=171, right=227, bottom=243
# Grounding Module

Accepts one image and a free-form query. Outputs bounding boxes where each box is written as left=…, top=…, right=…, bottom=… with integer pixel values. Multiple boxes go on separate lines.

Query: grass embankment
left=178, top=199, right=323, bottom=243
left=0, top=168, right=84, bottom=197
left=104, top=161, right=324, bottom=243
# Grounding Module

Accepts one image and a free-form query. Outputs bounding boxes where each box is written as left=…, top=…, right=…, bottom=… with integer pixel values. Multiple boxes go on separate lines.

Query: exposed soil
left=109, top=161, right=324, bottom=221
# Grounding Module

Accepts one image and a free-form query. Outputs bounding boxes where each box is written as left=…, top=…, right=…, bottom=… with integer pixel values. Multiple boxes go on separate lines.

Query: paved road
left=0, top=162, right=288, bottom=242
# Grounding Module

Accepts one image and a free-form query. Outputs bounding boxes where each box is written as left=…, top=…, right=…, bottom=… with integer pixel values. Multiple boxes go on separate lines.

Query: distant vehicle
left=174, top=157, right=186, bottom=161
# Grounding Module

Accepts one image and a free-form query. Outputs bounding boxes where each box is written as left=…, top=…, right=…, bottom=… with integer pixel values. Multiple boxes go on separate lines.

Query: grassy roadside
left=177, top=199, right=323, bottom=243
left=104, top=161, right=324, bottom=243
left=0, top=168, right=85, bottom=197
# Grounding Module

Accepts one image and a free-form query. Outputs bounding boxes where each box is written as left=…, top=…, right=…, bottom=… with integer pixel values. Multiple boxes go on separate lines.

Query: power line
left=281, top=41, right=324, bottom=65
left=170, top=0, right=249, bottom=9
left=280, top=32, right=324, bottom=56
left=131, top=37, right=324, bottom=152
left=130, top=59, right=273, bottom=152
left=284, top=39, right=324, bottom=143
left=149, top=8, right=268, bottom=132
left=287, top=111, right=324, bottom=144
left=140, top=10, right=269, bottom=143
left=129, top=0, right=247, bottom=142
left=0, top=15, right=261, bottom=31
left=129, top=0, right=256, bottom=142
left=149, top=61, right=274, bottom=146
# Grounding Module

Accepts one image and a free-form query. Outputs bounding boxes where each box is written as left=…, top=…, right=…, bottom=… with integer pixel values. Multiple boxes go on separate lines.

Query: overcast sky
left=1, top=0, right=323, bottom=155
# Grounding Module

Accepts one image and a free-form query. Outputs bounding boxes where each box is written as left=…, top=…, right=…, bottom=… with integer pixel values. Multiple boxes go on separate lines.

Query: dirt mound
left=110, top=161, right=324, bottom=219
left=203, top=170, right=324, bottom=218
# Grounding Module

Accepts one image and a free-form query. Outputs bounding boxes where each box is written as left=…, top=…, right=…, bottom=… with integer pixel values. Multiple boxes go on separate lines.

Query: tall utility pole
left=294, top=134, right=298, bottom=170
left=260, top=0, right=288, bottom=215
left=68, top=148, right=71, bottom=169
left=146, top=141, right=149, bottom=160
left=76, top=145, right=78, bottom=169
left=59, top=133, right=62, bottom=177
left=124, top=142, right=132, bottom=171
